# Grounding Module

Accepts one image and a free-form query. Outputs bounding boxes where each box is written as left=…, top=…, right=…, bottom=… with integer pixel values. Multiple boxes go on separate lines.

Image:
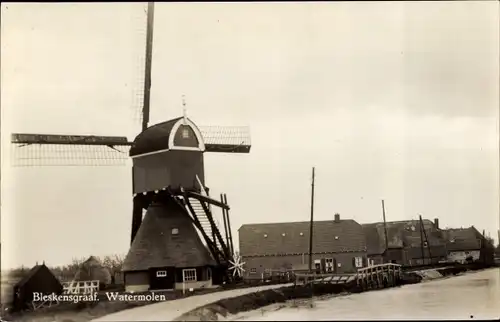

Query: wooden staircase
left=187, top=197, right=225, bottom=255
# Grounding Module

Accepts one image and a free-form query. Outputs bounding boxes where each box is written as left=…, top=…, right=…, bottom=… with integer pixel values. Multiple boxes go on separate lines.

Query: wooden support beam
left=198, top=199, right=231, bottom=259
left=223, top=194, right=235, bottom=256
left=221, top=194, right=231, bottom=255
left=186, top=191, right=230, bottom=210
left=130, top=197, right=144, bottom=245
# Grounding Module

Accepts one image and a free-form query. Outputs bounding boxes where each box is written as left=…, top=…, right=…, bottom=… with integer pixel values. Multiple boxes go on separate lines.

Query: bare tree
left=101, top=254, right=126, bottom=283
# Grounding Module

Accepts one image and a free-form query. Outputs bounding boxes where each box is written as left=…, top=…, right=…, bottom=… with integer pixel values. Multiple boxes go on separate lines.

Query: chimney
left=334, top=213, right=340, bottom=223
left=434, top=218, right=439, bottom=229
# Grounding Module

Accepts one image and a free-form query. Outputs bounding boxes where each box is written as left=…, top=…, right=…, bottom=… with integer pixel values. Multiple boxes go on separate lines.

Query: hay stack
left=75, top=256, right=112, bottom=286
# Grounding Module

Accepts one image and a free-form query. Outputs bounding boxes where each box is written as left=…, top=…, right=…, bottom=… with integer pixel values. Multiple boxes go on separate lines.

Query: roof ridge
left=240, top=219, right=358, bottom=227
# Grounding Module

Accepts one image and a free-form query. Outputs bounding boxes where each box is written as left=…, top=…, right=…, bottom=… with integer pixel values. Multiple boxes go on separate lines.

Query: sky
left=1, top=1, right=499, bottom=269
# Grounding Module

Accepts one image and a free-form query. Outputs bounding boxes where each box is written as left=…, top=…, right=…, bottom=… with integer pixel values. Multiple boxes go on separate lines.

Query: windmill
left=10, top=3, right=251, bottom=291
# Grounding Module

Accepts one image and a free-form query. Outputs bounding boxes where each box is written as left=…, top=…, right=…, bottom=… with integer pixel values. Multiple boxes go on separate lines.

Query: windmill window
left=182, top=128, right=190, bottom=138
left=282, top=233, right=286, bottom=237
left=300, top=232, right=304, bottom=236
left=156, top=270, right=167, bottom=278
left=250, top=268, right=257, bottom=274
left=182, top=268, right=197, bottom=282
left=264, top=234, right=268, bottom=238
left=335, top=236, right=339, bottom=240
left=172, top=228, right=179, bottom=235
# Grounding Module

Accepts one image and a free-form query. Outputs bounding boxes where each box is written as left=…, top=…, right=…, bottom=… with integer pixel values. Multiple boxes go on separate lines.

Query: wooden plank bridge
left=295, top=263, right=403, bottom=291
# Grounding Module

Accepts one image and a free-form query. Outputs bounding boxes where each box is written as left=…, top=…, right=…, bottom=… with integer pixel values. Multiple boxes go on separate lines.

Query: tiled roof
left=441, top=227, right=483, bottom=251
left=362, top=219, right=444, bottom=255
left=239, top=218, right=366, bottom=257
left=123, top=199, right=215, bottom=272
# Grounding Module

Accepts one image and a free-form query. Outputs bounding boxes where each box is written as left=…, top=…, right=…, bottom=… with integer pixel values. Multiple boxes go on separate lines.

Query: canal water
left=228, top=268, right=500, bottom=320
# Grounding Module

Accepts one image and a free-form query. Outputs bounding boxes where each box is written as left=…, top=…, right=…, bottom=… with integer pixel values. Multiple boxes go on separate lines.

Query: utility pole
left=382, top=200, right=389, bottom=257
left=419, top=216, right=425, bottom=265
left=308, top=167, right=316, bottom=274
left=419, top=215, right=432, bottom=262
left=418, top=215, right=426, bottom=265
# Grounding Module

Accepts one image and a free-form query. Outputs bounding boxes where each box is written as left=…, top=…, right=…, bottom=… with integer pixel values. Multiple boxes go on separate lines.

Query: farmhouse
left=441, top=226, right=495, bottom=265
left=239, top=213, right=368, bottom=276
left=122, top=199, right=218, bottom=293
left=362, top=218, right=447, bottom=266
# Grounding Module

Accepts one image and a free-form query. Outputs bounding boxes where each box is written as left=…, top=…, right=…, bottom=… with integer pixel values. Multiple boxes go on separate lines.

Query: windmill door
left=149, top=267, right=175, bottom=290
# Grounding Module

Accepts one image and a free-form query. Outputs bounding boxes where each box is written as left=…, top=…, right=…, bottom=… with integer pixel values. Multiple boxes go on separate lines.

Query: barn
left=122, top=198, right=218, bottom=293
left=239, top=213, right=368, bottom=276
left=362, top=218, right=448, bottom=266
left=12, top=263, right=63, bottom=312
left=441, top=226, right=495, bottom=265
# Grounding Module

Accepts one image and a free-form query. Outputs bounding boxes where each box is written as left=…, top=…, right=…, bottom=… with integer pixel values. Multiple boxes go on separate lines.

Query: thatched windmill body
left=10, top=3, right=251, bottom=292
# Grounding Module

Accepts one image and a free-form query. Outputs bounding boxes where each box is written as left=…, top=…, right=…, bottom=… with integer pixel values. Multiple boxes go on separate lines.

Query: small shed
left=12, top=263, right=63, bottom=312
left=74, top=256, right=112, bottom=287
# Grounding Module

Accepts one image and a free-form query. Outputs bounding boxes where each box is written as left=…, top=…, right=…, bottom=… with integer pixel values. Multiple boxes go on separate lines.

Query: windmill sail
left=200, top=125, right=251, bottom=153
left=10, top=125, right=250, bottom=166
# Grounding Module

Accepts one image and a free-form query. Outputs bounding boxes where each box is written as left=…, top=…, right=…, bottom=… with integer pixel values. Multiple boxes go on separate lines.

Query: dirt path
left=92, top=283, right=294, bottom=322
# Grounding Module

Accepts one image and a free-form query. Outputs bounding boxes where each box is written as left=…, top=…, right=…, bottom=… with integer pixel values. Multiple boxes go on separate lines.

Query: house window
left=182, top=268, right=197, bottom=282
left=172, top=228, right=179, bottom=235
left=182, top=128, right=190, bottom=138
left=325, top=258, right=334, bottom=272
left=354, top=257, right=363, bottom=268
left=250, top=268, right=257, bottom=274
left=264, top=268, right=271, bottom=273
left=156, top=270, right=167, bottom=278
left=337, top=263, right=342, bottom=268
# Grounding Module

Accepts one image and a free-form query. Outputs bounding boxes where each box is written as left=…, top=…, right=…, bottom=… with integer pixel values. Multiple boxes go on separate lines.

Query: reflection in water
left=230, top=268, right=500, bottom=321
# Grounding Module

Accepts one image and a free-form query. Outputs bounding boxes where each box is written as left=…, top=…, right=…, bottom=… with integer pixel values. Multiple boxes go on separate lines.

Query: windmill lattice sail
left=10, top=125, right=250, bottom=166
left=10, top=134, right=132, bottom=167
left=199, top=126, right=251, bottom=153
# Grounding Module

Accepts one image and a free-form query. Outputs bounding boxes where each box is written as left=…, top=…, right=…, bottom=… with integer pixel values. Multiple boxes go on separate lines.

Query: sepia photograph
left=1, top=1, right=499, bottom=321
